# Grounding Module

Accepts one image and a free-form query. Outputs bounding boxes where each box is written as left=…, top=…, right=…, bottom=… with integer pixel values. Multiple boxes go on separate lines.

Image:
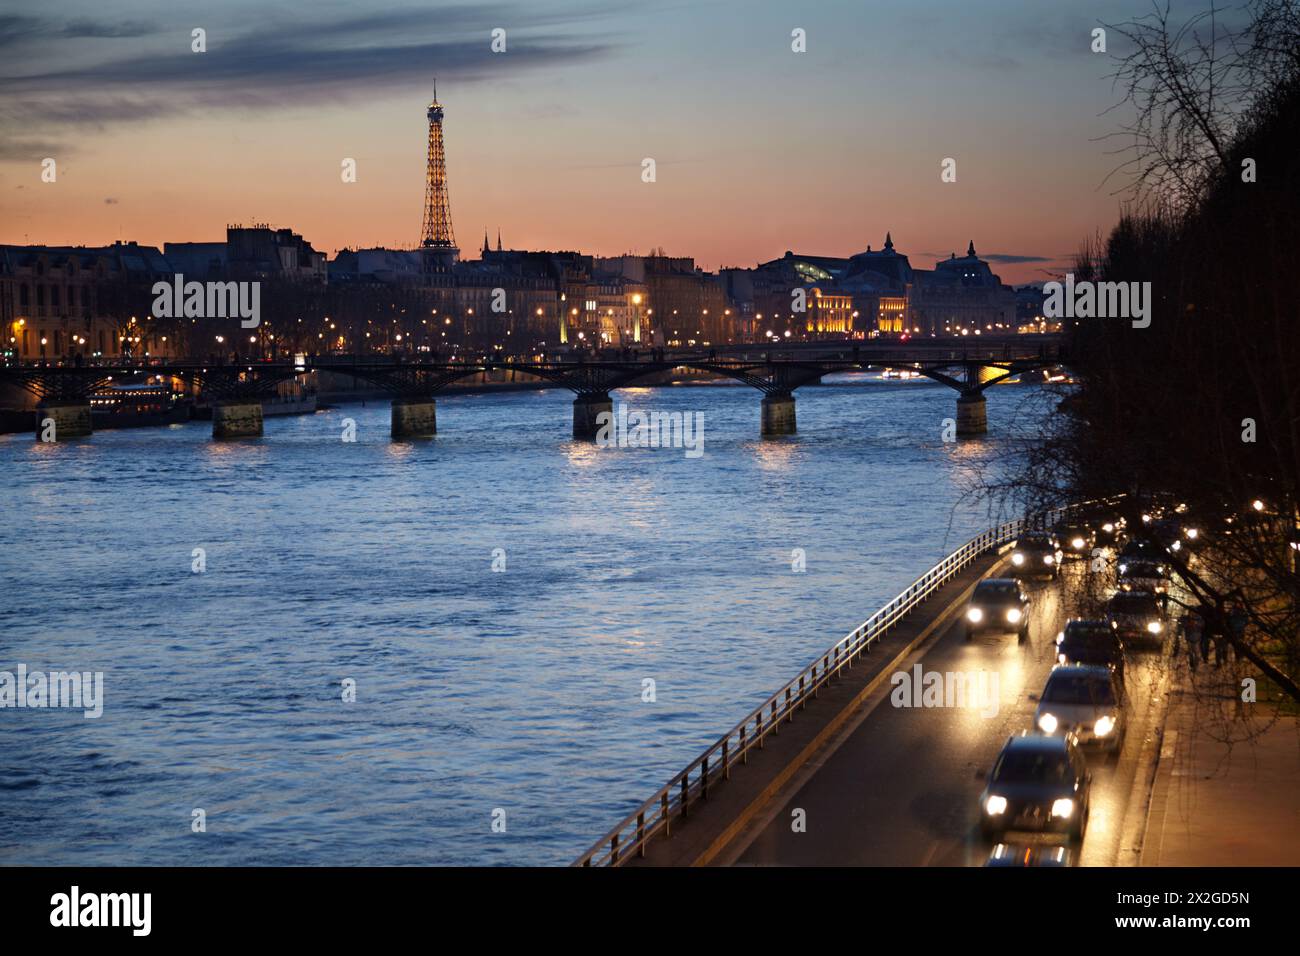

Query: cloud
left=979, top=253, right=1054, bottom=264
left=0, top=14, right=46, bottom=51
left=0, top=5, right=622, bottom=132
left=62, top=18, right=159, bottom=39
left=0, top=138, right=70, bottom=161
left=920, top=251, right=1054, bottom=264
left=0, top=13, right=158, bottom=49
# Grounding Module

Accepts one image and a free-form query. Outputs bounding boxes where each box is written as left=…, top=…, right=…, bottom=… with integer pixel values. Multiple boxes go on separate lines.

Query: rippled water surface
left=0, top=376, right=1047, bottom=864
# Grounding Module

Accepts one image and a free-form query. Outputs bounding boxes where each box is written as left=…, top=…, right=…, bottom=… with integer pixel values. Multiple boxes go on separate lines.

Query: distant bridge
left=0, top=335, right=1064, bottom=440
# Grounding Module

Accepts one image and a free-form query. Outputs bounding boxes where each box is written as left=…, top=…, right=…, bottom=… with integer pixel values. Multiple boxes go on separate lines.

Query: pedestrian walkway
left=1141, top=664, right=1300, bottom=866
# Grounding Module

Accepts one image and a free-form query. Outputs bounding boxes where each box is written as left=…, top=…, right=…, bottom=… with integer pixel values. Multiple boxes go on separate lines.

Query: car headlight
left=1171, top=540, right=1181, bottom=551
left=1057, top=653, right=1067, bottom=664
left=1006, top=608, right=1022, bottom=623
left=1043, top=554, right=1055, bottom=565
left=1012, top=552, right=1025, bottom=566
left=967, top=607, right=983, bottom=623
left=1038, top=712, right=1058, bottom=733
left=1147, top=620, right=1162, bottom=634
left=985, top=795, right=1008, bottom=816
left=1102, top=523, right=1114, bottom=533
left=1050, top=798, right=1075, bottom=819
left=1185, top=528, right=1198, bottom=540
left=1071, top=537, right=1085, bottom=549
left=1095, top=715, right=1115, bottom=737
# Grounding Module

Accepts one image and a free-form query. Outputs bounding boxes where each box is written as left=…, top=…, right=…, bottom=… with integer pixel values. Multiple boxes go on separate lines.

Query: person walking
left=1181, top=608, right=1203, bottom=671
left=1197, top=602, right=1214, bottom=664
left=1227, top=601, right=1248, bottom=663
left=1208, top=598, right=1229, bottom=667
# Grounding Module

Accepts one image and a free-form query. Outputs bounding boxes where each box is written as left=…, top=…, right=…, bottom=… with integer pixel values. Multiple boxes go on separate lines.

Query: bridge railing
left=573, top=498, right=1114, bottom=866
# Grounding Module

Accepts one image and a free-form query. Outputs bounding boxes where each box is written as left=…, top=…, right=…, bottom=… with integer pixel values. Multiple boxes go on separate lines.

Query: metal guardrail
left=573, top=503, right=1096, bottom=867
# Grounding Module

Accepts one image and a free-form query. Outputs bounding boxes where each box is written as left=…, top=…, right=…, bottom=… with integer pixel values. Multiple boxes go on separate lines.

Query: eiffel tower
left=420, top=81, right=458, bottom=271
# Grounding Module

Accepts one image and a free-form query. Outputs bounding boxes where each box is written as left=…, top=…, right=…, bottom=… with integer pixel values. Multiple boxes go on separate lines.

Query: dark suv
left=1118, top=558, right=1169, bottom=596
left=965, top=578, right=1031, bottom=642
left=1009, top=532, right=1062, bottom=580
left=1054, top=522, right=1095, bottom=561
left=1106, top=590, right=1165, bottom=645
left=1055, top=620, right=1125, bottom=679
left=979, top=732, right=1092, bottom=843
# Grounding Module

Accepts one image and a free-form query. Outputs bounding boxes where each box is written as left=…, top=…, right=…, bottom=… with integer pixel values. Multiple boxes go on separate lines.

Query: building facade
left=908, top=242, right=1017, bottom=334
left=721, top=234, right=1018, bottom=340
left=0, top=242, right=181, bottom=361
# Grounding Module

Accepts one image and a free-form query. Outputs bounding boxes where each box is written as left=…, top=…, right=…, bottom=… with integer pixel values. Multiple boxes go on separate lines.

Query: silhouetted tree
left=986, top=0, right=1300, bottom=705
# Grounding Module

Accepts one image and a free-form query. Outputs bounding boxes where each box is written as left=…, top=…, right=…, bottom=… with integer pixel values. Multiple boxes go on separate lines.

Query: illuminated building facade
left=805, top=288, right=855, bottom=334
left=722, top=234, right=1017, bottom=339
left=908, top=242, right=1017, bottom=334
left=0, top=242, right=181, bottom=361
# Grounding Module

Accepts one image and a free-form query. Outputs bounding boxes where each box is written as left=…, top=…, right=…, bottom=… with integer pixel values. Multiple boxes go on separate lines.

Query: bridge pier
left=391, top=396, right=437, bottom=438
left=212, top=400, right=264, bottom=439
left=35, top=402, right=92, bottom=440
left=573, top=393, right=613, bottom=440
left=956, top=391, right=987, bottom=437
left=761, top=393, right=796, bottom=436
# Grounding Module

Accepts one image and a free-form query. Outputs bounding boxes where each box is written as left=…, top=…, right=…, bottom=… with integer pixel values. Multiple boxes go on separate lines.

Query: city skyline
left=1, top=0, right=1146, bottom=283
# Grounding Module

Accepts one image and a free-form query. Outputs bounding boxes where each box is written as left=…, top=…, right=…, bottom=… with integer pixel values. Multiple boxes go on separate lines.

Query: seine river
left=0, top=374, right=1048, bottom=865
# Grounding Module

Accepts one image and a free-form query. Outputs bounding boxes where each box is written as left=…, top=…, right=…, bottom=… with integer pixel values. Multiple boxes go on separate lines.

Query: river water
left=0, top=374, right=1048, bottom=865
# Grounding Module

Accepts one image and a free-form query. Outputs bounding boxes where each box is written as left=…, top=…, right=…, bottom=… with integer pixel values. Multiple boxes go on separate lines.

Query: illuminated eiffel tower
left=420, top=81, right=458, bottom=271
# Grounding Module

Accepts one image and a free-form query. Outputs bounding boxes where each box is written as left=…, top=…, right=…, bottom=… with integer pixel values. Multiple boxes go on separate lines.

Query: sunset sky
left=1, top=0, right=1151, bottom=283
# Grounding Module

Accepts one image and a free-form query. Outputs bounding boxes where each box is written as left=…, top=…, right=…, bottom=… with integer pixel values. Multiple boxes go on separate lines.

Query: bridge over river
left=0, top=334, right=1063, bottom=441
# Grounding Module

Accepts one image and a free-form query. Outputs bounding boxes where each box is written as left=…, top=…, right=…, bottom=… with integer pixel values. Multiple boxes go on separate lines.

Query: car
left=1054, top=523, right=1095, bottom=560
left=1055, top=619, right=1125, bottom=678
left=1117, top=557, right=1170, bottom=595
left=1093, top=516, right=1125, bottom=548
left=1106, top=589, right=1166, bottom=645
left=1118, top=538, right=1164, bottom=562
left=985, top=842, right=1074, bottom=867
left=1009, top=532, right=1062, bottom=579
left=965, top=578, right=1031, bottom=642
left=1034, top=665, right=1126, bottom=752
left=979, top=732, right=1092, bottom=843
